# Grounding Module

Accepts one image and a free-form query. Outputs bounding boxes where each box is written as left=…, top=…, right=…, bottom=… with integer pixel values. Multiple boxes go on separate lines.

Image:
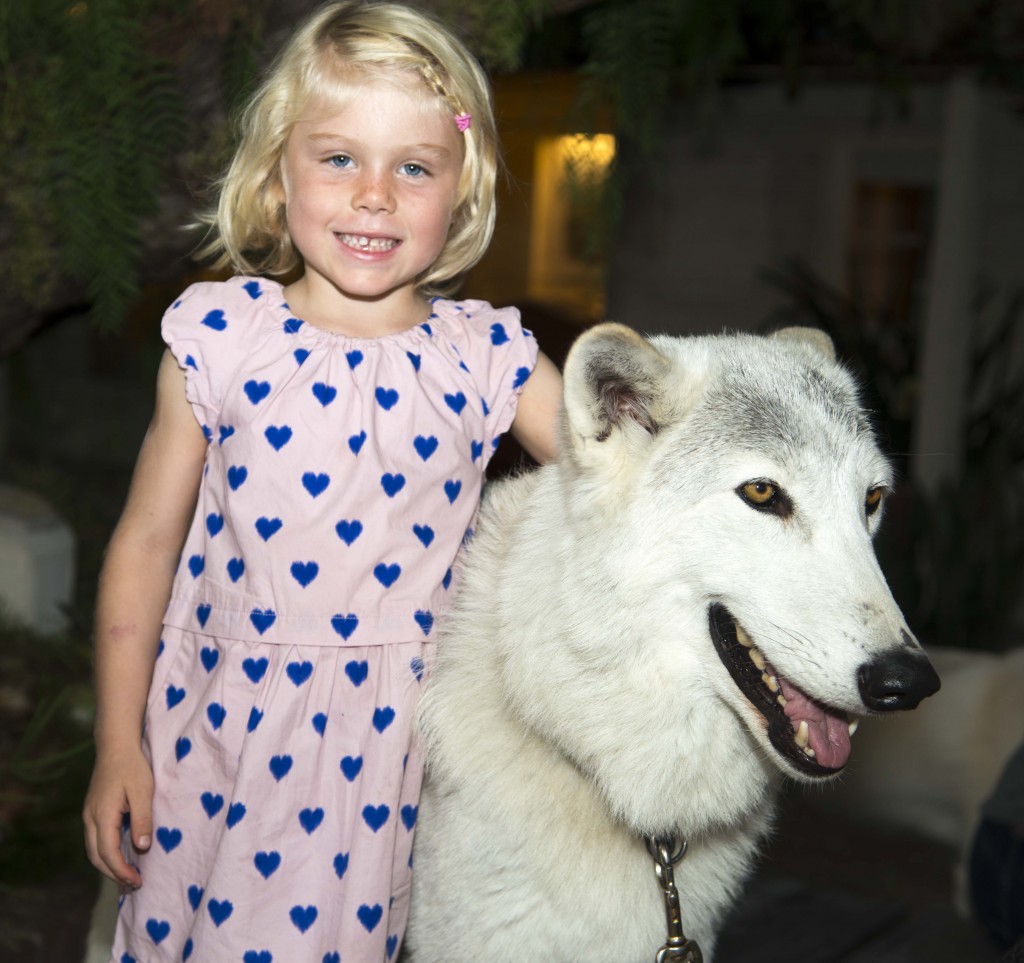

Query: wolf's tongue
left=778, top=678, right=851, bottom=769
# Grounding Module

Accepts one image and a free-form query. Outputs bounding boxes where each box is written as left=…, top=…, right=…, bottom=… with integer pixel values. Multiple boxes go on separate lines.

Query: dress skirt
left=111, top=625, right=429, bottom=963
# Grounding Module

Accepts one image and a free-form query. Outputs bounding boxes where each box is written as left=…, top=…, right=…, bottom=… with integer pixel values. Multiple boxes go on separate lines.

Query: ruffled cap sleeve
left=161, top=277, right=270, bottom=434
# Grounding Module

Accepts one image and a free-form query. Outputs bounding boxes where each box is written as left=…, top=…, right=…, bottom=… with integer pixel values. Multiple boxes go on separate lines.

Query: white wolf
left=404, top=323, right=940, bottom=963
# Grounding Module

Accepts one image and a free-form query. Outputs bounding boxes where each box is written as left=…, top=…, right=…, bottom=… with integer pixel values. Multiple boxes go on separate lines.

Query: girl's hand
left=83, top=745, right=154, bottom=887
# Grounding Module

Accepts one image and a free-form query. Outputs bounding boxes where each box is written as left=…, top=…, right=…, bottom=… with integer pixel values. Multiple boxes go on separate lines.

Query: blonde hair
left=197, top=0, right=498, bottom=296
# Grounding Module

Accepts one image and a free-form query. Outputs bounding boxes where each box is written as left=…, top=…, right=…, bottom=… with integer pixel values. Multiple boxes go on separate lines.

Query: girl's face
left=279, top=74, right=464, bottom=333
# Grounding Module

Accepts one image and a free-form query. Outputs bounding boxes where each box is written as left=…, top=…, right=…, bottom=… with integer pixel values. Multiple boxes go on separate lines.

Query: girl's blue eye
left=402, top=163, right=427, bottom=177
left=327, top=154, right=352, bottom=169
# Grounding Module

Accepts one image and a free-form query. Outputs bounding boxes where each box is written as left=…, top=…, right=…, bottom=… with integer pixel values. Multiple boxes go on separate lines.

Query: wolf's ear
left=771, top=326, right=836, bottom=362
left=563, top=323, right=672, bottom=453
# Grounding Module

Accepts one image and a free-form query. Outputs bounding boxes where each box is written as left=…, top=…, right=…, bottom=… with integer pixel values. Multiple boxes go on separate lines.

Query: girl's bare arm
left=83, top=350, right=208, bottom=886
left=511, top=351, right=563, bottom=465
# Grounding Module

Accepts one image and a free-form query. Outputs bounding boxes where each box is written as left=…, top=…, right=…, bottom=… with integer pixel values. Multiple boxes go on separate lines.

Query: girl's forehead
left=299, top=66, right=443, bottom=124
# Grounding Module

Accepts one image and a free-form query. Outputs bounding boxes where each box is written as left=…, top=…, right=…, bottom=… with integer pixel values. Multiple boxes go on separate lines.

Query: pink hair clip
left=455, top=112, right=472, bottom=132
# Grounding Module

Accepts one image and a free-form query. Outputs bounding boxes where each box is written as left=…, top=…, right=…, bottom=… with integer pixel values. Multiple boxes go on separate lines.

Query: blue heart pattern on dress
left=335, top=519, right=362, bottom=545
left=380, top=473, right=405, bottom=497
left=244, top=380, right=271, bottom=405
left=357, top=903, right=383, bottom=932
left=401, top=804, right=418, bottom=830
left=344, top=659, right=368, bottom=686
left=444, top=391, right=467, bottom=415
left=200, top=646, right=218, bottom=672
left=387, top=934, right=399, bottom=959
left=265, top=425, right=292, bottom=450
left=312, top=382, right=337, bottom=407
left=218, top=425, right=234, bottom=446
left=413, top=523, right=434, bottom=547
left=200, top=791, right=223, bottom=818
left=346, top=350, right=363, bottom=369
left=302, top=472, right=330, bottom=498
left=413, top=435, right=438, bottom=461
left=146, top=918, right=171, bottom=944
left=206, top=702, right=226, bottom=729
left=348, top=430, right=367, bottom=455
left=156, top=826, right=182, bottom=852
left=226, top=802, right=246, bottom=828
left=286, top=660, right=313, bottom=686
left=242, top=657, right=268, bottom=683
left=208, top=898, right=233, bottom=926
left=298, top=807, right=324, bottom=834
left=414, top=610, right=434, bottom=636
left=227, top=465, right=248, bottom=490
left=362, top=803, right=390, bottom=832
left=340, top=755, right=363, bottom=781
left=375, top=387, right=399, bottom=410
left=373, top=706, right=396, bottom=733
left=250, top=608, right=276, bottom=635
left=290, top=904, right=318, bottom=933
left=227, top=557, right=245, bottom=582
left=312, top=712, right=327, bottom=736
left=188, top=554, right=204, bottom=578
left=175, top=736, right=192, bottom=761
left=201, top=309, right=227, bottom=331
left=243, top=952, right=272, bottom=963
left=166, top=685, right=186, bottom=710
left=331, top=614, right=359, bottom=640
left=187, top=884, right=203, bottom=911
left=333, top=852, right=350, bottom=879
left=254, top=850, right=281, bottom=879
left=206, top=513, right=224, bottom=536
left=269, top=755, right=293, bottom=781
left=247, top=707, right=263, bottom=732
left=255, top=516, right=282, bottom=541
left=290, top=560, right=319, bottom=587
left=491, top=322, right=510, bottom=345
left=196, top=603, right=212, bottom=627
left=445, top=479, right=462, bottom=504
left=373, top=562, right=401, bottom=588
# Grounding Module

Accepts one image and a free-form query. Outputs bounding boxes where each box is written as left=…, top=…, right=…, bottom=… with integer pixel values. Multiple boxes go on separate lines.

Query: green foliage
left=1, top=0, right=185, bottom=332
left=438, top=0, right=548, bottom=73
left=0, top=617, right=95, bottom=884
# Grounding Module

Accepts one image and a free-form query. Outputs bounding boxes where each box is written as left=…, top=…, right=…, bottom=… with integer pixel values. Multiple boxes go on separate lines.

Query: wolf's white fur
left=404, top=324, right=938, bottom=962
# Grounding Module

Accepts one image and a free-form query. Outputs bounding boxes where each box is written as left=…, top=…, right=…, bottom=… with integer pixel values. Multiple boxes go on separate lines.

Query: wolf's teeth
left=848, top=718, right=860, bottom=736
left=735, top=624, right=753, bottom=648
left=802, top=746, right=816, bottom=759
left=749, top=648, right=766, bottom=671
left=762, top=673, right=779, bottom=692
left=794, top=720, right=809, bottom=748
left=777, top=694, right=788, bottom=708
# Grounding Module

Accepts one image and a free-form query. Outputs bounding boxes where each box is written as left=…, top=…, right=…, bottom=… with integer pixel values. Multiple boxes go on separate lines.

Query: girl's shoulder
left=161, top=276, right=290, bottom=428
left=167, top=275, right=288, bottom=322
left=428, top=297, right=529, bottom=346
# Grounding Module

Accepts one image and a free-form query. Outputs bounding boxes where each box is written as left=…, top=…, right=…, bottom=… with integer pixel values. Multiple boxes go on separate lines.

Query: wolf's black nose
left=858, top=651, right=941, bottom=711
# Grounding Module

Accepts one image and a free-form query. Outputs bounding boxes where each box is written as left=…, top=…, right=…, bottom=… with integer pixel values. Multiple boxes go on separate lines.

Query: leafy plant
left=1, top=0, right=186, bottom=332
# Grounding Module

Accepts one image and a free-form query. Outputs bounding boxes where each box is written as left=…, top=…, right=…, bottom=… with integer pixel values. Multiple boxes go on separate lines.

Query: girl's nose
left=353, top=171, right=395, bottom=214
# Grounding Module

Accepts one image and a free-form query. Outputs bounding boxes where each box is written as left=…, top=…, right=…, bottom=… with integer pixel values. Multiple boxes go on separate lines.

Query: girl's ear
left=562, top=323, right=672, bottom=459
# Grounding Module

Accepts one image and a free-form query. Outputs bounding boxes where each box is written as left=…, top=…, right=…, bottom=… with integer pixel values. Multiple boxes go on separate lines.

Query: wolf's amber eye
left=865, top=487, right=884, bottom=517
left=742, top=481, right=776, bottom=505
left=738, top=479, right=793, bottom=517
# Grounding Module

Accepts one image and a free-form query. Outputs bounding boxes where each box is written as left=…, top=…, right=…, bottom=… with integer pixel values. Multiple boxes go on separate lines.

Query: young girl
left=82, top=2, right=562, bottom=960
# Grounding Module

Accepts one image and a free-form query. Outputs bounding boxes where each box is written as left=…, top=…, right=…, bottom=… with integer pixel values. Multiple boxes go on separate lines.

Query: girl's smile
left=279, top=77, right=465, bottom=336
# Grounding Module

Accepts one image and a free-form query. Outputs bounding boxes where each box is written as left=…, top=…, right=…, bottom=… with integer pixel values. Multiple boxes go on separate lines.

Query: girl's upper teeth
left=341, top=234, right=396, bottom=251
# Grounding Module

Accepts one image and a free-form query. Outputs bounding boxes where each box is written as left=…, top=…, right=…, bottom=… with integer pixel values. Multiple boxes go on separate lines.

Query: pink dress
left=111, top=276, right=537, bottom=963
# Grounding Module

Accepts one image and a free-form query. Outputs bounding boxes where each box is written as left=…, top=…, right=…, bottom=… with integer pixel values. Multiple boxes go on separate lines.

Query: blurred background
left=2, top=0, right=1023, bottom=960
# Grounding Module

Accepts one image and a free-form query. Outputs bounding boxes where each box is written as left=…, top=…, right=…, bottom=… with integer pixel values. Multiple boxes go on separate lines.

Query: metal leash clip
left=645, top=836, right=704, bottom=963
